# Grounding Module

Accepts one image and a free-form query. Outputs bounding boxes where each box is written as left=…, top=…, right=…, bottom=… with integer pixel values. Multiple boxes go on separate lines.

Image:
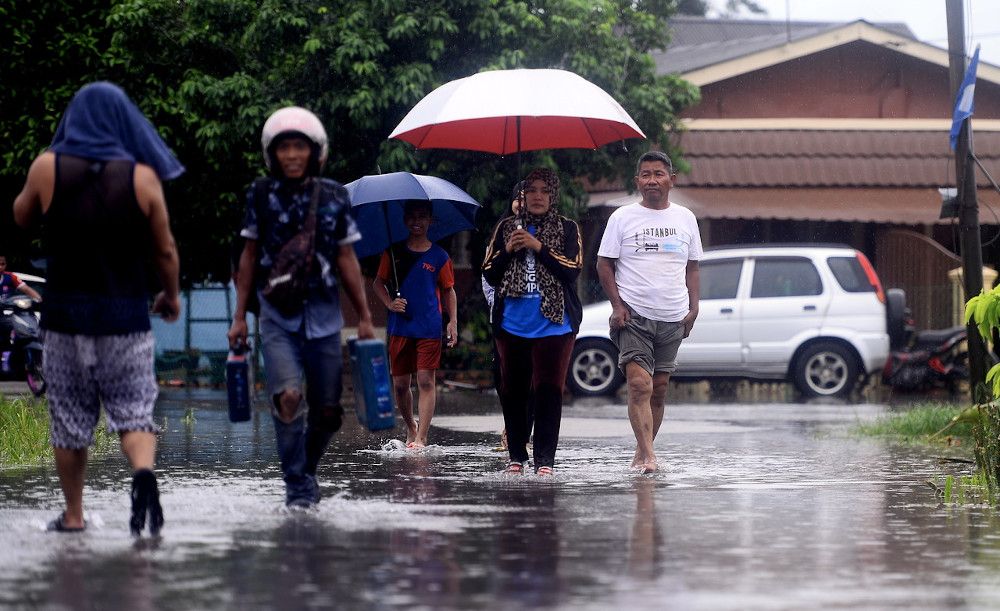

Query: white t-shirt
left=597, top=202, right=703, bottom=322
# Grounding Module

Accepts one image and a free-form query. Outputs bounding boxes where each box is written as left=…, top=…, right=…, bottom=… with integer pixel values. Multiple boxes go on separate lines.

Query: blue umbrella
left=344, top=172, right=481, bottom=259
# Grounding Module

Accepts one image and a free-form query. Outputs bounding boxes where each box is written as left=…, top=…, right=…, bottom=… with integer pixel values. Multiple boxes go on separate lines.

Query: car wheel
left=792, top=341, right=859, bottom=398
left=567, top=338, right=624, bottom=396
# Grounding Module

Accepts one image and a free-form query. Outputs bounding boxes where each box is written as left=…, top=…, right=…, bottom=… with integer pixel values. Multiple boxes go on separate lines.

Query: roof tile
left=677, top=130, right=1000, bottom=188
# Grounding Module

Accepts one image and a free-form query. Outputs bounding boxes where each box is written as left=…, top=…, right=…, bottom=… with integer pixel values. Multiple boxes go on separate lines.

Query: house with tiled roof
left=582, top=16, right=1000, bottom=329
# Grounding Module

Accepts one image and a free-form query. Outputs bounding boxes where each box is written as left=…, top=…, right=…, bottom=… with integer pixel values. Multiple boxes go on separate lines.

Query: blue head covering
left=49, top=82, right=185, bottom=182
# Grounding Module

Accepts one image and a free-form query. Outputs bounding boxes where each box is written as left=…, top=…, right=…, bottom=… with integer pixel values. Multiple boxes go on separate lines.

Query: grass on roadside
left=927, top=472, right=992, bottom=505
left=0, top=396, right=51, bottom=467
left=856, top=402, right=992, bottom=504
left=854, top=402, right=975, bottom=445
left=0, top=395, right=115, bottom=468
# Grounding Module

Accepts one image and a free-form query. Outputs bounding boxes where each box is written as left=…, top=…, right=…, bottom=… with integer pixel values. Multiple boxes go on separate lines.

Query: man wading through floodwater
left=596, top=151, right=702, bottom=473
left=13, top=82, right=184, bottom=535
left=228, top=106, right=374, bottom=508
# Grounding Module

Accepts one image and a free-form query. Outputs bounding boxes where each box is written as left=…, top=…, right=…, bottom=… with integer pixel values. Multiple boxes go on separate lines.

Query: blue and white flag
left=950, top=45, right=981, bottom=150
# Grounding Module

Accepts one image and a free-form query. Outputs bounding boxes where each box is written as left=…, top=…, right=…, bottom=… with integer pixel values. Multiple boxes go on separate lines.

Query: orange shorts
left=388, top=335, right=442, bottom=375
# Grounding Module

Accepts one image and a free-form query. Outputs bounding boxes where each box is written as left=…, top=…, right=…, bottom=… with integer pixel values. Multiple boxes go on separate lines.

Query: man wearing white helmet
left=228, top=106, right=374, bottom=508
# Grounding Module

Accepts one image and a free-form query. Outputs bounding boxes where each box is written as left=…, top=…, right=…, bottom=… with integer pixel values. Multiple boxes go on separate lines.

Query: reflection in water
left=390, top=452, right=439, bottom=505
left=628, top=477, right=662, bottom=581
left=48, top=552, right=92, bottom=610
left=45, top=541, right=159, bottom=611
left=384, top=453, right=461, bottom=606
left=268, top=515, right=333, bottom=610
left=493, top=484, right=562, bottom=607
left=382, top=529, right=461, bottom=606
left=8, top=393, right=1000, bottom=609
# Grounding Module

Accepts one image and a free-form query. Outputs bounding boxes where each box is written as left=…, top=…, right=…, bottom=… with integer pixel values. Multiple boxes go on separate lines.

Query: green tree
left=3, top=0, right=699, bottom=283
left=0, top=1, right=114, bottom=266
left=676, top=0, right=765, bottom=16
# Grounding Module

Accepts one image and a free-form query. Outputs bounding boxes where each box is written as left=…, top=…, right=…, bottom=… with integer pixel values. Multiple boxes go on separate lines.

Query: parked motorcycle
left=883, top=325, right=968, bottom=393
left=0, top=293, right=45, bottom=396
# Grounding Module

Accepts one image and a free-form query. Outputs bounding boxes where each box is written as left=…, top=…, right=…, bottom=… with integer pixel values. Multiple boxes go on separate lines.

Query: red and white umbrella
left=388, top=68, right=646, bottom=155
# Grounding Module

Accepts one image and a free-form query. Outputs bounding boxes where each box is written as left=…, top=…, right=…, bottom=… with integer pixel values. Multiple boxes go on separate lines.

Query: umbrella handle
left=380, top=201, right=415, bottom=322
left=396, top=288, right=413, bottom=322
left=385, top=240, right=413, bottom=322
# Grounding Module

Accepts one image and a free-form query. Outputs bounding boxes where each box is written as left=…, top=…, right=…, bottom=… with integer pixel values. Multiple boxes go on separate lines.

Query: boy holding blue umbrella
left=373, top=200, right=458, bottom=449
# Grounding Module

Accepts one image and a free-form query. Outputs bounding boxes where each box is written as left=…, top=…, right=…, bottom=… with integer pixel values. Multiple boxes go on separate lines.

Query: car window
left=750, top=257, right=822, bottom=298
left=700, top=259, right=742, bottom=300
left=826, top=256, right=876, bottom=293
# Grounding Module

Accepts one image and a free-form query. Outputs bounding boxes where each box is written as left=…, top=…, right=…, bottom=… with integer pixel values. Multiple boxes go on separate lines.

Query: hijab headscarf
left=506, top=180, right=525, bottom=217
left=48, top=82, right=185, bottom=182
left=499, top=168, right=566, bottom=324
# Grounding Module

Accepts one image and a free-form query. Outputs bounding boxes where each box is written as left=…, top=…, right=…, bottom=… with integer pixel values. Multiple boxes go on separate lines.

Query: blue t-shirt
left=379, top=244, right=454, bottom=339
left=501, top=225, right=572, bottom=338
left=0, top=272, right=22, bottom=299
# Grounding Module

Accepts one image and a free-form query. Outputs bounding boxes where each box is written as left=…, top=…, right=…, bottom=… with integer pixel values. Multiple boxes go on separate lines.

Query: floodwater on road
left=1, top=387, right=998, bottom=610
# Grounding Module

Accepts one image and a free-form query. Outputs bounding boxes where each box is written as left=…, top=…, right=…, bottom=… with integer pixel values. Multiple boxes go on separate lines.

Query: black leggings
left=495, top=330, right=575, bottom=469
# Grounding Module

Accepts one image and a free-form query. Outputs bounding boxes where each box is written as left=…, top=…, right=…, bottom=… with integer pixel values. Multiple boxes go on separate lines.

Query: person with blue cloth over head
left=227, top=106, right=374, bottom=509
left=13, top=82, right=183, bottom=535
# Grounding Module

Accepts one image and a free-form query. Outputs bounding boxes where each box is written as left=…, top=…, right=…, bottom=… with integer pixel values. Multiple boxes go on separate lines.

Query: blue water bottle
left=372, top=352, right=394, bottom=420
left=227, top=339, right=252, bottom=422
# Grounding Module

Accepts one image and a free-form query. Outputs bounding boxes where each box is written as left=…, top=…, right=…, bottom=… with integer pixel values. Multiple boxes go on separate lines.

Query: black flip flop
left=46, top=512, right=86, bottom=533
left=130, top=469, right=163, bottom=537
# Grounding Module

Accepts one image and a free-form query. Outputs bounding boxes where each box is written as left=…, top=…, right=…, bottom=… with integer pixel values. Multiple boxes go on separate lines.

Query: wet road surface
left=1, top=387, right=997, bottom=610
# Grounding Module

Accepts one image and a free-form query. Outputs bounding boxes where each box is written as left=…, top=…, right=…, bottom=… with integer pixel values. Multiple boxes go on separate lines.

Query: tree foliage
left=0, top=1, right=115, bottom=266
left=2, top=0, right=699, bottom=283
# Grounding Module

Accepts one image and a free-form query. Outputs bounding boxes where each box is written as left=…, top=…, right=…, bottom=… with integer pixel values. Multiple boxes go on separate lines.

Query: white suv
left=569, top=245, right=906, bottom=398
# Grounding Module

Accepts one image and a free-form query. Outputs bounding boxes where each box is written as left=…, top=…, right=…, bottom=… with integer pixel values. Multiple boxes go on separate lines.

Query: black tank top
left=42, top=154, right=152, bottom=335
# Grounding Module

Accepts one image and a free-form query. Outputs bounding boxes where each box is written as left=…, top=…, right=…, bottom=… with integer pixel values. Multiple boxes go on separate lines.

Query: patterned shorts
left=43, top=330, right=160, bottom=449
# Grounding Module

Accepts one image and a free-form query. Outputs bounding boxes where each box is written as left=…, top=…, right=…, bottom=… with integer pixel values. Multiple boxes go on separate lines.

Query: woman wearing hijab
left=482, top=168, right=582, bottom=476
left=482, top=181, right=533, bottom=452
left=13, top=82, right=183, bottom=535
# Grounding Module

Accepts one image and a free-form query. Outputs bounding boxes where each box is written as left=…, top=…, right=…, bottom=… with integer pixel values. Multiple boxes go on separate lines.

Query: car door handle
left=803, top=305, right=817, bottom=311
left=720, top=308, right=733, bottom=314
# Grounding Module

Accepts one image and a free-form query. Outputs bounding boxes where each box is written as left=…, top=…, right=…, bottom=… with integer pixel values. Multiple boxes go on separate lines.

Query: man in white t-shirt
left=596, top=151, right=702, bottom=473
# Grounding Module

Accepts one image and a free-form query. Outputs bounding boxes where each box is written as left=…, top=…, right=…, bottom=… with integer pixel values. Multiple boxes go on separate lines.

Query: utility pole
left=946, top=0, right=988, bottom=397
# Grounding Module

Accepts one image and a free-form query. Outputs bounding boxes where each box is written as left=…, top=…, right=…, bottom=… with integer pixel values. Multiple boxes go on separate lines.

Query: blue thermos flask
left=227, top=340, right=252, bottom=422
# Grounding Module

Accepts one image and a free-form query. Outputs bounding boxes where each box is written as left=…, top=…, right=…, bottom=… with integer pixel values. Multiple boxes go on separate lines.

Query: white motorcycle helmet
left=261, top=106, right=329, bottom=177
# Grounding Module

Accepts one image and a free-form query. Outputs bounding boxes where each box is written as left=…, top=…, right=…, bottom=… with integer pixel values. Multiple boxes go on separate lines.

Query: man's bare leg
left=632, top=372, right=671, bottom=470
left=53, top=447, right=88, bottom=528
left=412, top=369, right=437, bottom=447
left=120, top=430, right=157, bottom=470
left=393, top=374, right=417, bottom=443
left=650, top=372, right=671, bottom=439
left=276, top=390, right=303, bottom=423
left=626, top=362, right=657, bottom=471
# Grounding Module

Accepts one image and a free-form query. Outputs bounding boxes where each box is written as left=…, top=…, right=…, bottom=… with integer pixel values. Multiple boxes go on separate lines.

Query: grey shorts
left=610, top=304, right=685, bottom=377
left=259, top=316, right=343, bottom=419
left=43, top=330, right=160, bottom=449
